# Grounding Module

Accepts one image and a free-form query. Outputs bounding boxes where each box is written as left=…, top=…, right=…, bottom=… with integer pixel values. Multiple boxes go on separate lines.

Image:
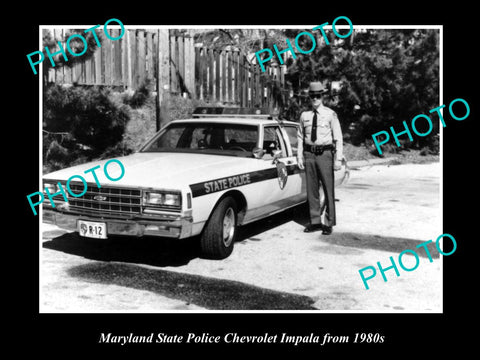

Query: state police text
left=204, top=173, right=252, bottom=193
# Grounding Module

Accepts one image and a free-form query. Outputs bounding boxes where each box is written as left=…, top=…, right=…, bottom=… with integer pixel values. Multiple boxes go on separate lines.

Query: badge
left=276, top=162, right=288, bottom=190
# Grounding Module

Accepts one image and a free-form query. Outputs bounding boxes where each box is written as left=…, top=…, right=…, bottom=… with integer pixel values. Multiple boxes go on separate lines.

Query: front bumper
left=43, top=209, right=193, bottom=238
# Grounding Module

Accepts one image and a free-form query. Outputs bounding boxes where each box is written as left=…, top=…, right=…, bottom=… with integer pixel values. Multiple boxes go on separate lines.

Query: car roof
left=170, top=118, right=299, bottom=126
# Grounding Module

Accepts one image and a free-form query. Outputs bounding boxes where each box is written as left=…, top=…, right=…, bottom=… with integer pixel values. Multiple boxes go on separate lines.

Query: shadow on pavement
left=319, top=232, right=442, bottom=259
left=42, top=204, right=308, bottom=267
left=237, top=203, right=309, bottom=240
left=67, top=262, right=317, bottom=310
left=43, top=231, right=201, bottom=267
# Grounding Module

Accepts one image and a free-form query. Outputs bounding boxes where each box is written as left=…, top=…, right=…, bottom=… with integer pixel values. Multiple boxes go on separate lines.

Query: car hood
left=43, top=152, right=260, bottom=190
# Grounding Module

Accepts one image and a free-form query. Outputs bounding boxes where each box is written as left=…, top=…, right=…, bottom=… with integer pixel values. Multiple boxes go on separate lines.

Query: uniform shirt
left=297, top=104, right=344, bottom=161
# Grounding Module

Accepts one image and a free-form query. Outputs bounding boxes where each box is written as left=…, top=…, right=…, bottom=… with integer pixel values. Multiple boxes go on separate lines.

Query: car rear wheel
left=200, top=196, right=238, bottom=259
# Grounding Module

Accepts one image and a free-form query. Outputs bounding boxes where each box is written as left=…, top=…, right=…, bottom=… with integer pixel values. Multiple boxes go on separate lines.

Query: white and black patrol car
left=42, top=107, right=348, bottom=259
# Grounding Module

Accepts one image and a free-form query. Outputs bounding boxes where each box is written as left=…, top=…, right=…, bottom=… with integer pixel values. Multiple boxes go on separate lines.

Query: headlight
left=44, top=182, right=59, bottom=194
left=43, top=182, right=68, bottom=200
left=164, top=193, right=181, bottom=206
left=143, top=191, right=181, bottom=208
left=42, top=181, right=69, bottom=209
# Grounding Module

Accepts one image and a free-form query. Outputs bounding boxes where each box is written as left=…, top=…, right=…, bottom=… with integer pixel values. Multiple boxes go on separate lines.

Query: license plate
left=78, top=220, right=107, bottom=239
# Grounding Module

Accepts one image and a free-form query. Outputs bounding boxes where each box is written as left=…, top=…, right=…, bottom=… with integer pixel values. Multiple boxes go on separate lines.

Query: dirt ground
left=40, top=161, right=442, bottom=312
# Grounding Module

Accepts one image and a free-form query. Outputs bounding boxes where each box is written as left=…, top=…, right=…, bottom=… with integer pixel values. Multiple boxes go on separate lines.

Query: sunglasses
left=309, top=93, right=323, bottom=99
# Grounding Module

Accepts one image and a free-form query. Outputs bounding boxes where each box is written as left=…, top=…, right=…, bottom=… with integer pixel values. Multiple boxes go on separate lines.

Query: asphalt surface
left=40, top=162, right=442, bottom=312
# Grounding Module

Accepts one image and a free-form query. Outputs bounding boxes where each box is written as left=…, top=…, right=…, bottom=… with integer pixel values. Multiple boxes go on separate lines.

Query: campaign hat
left=308, top=81, right=327, bottom=95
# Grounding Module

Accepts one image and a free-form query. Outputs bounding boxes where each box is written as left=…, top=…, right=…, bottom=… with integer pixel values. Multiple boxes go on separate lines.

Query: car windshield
left=141, top=122, right=259, bottom=157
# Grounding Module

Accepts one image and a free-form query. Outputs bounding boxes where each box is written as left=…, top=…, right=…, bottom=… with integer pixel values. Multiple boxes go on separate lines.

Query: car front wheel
left=200, top=196, right=238, bottom=259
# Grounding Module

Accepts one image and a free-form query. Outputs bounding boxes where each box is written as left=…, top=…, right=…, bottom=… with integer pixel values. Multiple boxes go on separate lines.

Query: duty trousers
left=304, top=150, right=336, bottom=227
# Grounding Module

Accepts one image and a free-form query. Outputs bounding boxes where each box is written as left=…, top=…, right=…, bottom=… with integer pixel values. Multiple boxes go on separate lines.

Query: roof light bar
left=192, top=107, right=274, bottom=119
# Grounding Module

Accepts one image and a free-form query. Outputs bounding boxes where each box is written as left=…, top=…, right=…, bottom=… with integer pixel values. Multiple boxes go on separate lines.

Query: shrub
left=167, top=94, right=209, bottom=121
left=123, top=78, right=153, bottom=109
left=43, top=84, right=130, bottom=171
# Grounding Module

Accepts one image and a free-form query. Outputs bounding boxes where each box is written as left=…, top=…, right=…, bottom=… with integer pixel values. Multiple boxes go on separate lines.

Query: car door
left=279, top=123, right=307, bottom=205
left=242, top=124, right=305, bottom=223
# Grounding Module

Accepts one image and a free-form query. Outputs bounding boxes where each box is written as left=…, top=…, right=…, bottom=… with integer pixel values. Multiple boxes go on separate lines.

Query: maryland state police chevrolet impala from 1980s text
left=42, top=107, right=348, bottom=259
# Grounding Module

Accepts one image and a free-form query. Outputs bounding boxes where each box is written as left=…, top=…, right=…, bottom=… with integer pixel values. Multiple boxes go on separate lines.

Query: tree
left=284, top=28, right=440, bottom=153
left=193, top=28, right=287, bottom=54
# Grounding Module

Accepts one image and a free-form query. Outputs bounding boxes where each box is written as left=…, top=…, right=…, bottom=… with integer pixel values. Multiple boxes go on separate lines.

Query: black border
left=17, top=3, right=477, bottom=355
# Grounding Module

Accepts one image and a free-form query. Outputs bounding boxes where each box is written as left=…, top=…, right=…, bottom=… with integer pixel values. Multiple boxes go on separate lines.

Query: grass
left=123, top=95, right=157, bottom=152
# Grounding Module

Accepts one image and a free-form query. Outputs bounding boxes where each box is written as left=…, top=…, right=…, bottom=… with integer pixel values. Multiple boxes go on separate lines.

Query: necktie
left=311, top=109, right=318, bottom=142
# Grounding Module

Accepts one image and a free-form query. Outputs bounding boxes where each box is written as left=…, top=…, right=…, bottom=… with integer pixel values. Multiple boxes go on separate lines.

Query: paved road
left=40, top=162, right=442, bottom=312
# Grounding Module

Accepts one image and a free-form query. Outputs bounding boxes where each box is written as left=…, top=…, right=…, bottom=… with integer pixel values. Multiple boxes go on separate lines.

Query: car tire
left=200, top=196, right=238, bottom=259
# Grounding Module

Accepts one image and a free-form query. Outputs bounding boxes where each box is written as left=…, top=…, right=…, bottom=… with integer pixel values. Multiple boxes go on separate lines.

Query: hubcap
left=222, top=207, right=235, bottom=247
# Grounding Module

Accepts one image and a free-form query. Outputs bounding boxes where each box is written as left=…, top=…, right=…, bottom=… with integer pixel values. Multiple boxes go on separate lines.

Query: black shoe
left=322, top=226, right=333, bottom=235
left=304, top=224, right=323, bottom=233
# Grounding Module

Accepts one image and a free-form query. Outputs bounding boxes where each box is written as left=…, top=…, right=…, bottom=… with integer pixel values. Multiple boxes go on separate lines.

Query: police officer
left=297, top=82, right=344, bottom=235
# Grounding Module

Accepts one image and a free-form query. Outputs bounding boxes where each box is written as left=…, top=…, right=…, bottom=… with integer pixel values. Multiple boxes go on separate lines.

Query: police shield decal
left=276, top=162, right=288, bottom=190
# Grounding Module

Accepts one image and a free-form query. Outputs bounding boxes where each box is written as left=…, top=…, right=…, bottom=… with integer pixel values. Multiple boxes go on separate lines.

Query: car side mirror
left=271, top=149, right=283, bottom=164
left=252, top=147, right=265, bottom=159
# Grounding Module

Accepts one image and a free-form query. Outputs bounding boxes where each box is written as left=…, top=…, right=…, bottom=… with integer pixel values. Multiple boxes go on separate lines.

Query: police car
left=43, top=107, right=348, bottom=259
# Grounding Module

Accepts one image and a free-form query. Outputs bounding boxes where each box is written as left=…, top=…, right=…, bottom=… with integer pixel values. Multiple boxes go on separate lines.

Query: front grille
left=67, top=183, right=142, bottom=216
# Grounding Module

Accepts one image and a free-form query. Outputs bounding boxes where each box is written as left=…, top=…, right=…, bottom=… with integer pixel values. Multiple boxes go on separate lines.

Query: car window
left=283, top=125, right=299, bottom=156
left=225, top=127, right=258, bottom=144
left=141, top=122, right=259, bottom=157
left=154, top=127, right=184, bottom=148
left=263, top=126, right=287, bottom=159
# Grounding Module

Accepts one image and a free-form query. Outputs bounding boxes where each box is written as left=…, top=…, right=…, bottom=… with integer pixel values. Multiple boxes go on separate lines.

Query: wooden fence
left=46, top=28, right=285, bottom=109
left=194, top=47, right=285, bottom=108
left=46, top=29, right=195, bottom=93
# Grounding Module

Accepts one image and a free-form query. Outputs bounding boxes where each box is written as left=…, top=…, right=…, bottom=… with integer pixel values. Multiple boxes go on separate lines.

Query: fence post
left=156, top=29, right=170, bottom=131
left=178, top=35, right=185, bottom=94
left=227, top=50, right=232, bottom=103
left=137, top=30, right=146, bottom=87
left=195, top=47, right=204, bottom=100
left=146, top=30, right=154, bottom=85
left=202, top=48, right=208, bottom=100
left=215, top=50, right=221, bottom=102
left=128, top=29, right=136, bottom=88
left=234, top=50, right=240, bottom=105
left=221, top=50, right=226, bottom=102
left=170, top=34, right=177, bottom=94
left=208, top=48, right=214, bottom=101
left=184, top=36, right=194, bottom=97
left=122, top=29, right=130, bottom=87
